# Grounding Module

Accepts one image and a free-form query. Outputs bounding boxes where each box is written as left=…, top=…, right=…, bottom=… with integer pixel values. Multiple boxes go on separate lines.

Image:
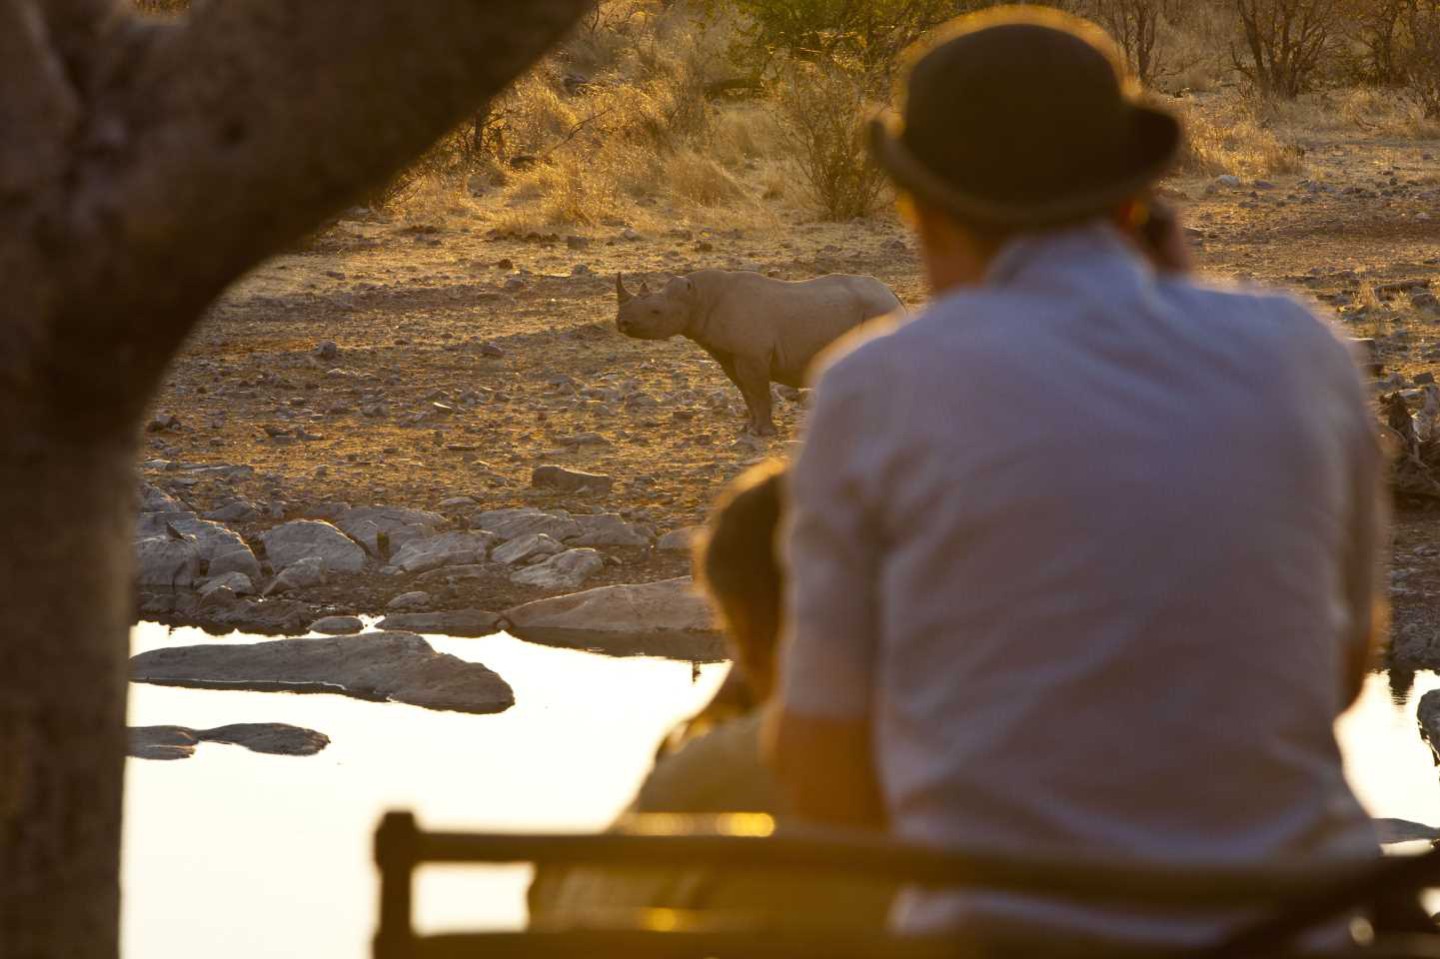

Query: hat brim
left=869, top=103, right=1182, bottom=228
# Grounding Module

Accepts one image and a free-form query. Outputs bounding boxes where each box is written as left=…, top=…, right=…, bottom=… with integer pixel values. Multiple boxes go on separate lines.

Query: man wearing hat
left=770, top=5, right=1386, bottom=946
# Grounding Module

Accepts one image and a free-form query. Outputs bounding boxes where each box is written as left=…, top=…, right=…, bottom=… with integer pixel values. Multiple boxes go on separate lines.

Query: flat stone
left=263, top=556, right=326, bottom=595
left=415, top=564, right=491, bottom=586
left=135, top=536, right=202, bottom=588
left=473, top=507, right=582, bottom=543
left=1373, top=817, right=1440, bottom=845
left=205, top=499, right=262, bottom=524
left=390, top=531, right=497, bottom=574
left=492, top=532, right=564, bottom=566
left=375, top=609, right=504, bottom=638
left=137, top=511, right=261, bottom=580
left=260, top=520, right=367, bottom=574
left=309, top=615, right=365, bottom=635
left=201, top=571, right=255, bottom=597
left=657, top=527, right=702, bottom=552
left=569, top=513, right=652, bottom=547
left=511, top=548, right=605, bottom=589
left=138, top=482, right=185, bottom=513
left=129, top=723, right=330, bottom=761
left=531, top=465, right=613, bottom=494
left=335, top=506, right=445, bottom=560
left=387, top=590, right=431, bottom=611
left=505, top=577, right=715, bottom=634
left=130, top=631, right=514, bottom=714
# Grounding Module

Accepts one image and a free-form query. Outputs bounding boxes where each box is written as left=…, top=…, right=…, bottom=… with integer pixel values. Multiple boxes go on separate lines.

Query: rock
left=531, top=465, right=613, bottom=494
left=375, top=609, right=504, bottom=638
left=1351, top=337, right=1382, bottom=376
left=309, top=615, right=365, bottom=635
left=389, top=531, right=497, bottom=574
left=199, top=585, right=239, bottom=608
left=1215, top=174, right=1241, bottom=188
left=1414, top=291, right=1440, bottom=312
left=504, top=578, right=723, bottom=659
left=1418, top=372, right=1437, bottom=386
left=335, top=506, right=445, bottom=560
left=473, top=507, right=582, bottom=543
left=205, top=499, right=262, bottom=524
left=570, top=513, right=652, bottom=548
left=1419, top=689, right=1440, bottom=763
left=264, top=556, right=327, bottom=595
left=506, top=577, right=714, bottom=633
left=195, top=597, right=315, bottom=636
left=439, top=496, right=477, bottom=509
left=415, top=564, right=491, bottom=586
left=138, top=482, right=185, bottom=513
left=314, top=340, right=339, bottom=361
left=658, top=527, right=703, bottom=552
left=260, top=520, right=367, bottom=574
left=130, top=632, right=514, bottom=714
left=479, top=341, right=505, bottom=358
left=147, top=413, right=181, bottom=432
left=566, top=235, right=590, bottom=249
left=1372, top=817, right=1440, bottom=845
left=137, top=511, right=262, bottom=581
left=387, top=590, right=432, bottom=611
left=491, top=532, right=564, bottom=565
left=135, top=536, right=202, bottom=588
left=129, top=723, right=330, bottom=761
left=510, top=548, right=605, bottom=589
left=201, top=571, right=255, bottom=597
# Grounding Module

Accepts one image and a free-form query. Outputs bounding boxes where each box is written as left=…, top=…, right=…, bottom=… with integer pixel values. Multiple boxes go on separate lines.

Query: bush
left=1228, top=0, right=1341, bottom=98
left=1401, top=1, right=1440, bottom=117
left=771, top=59, right=888, bottom=220
left=1080, top=0, right=1184, bottom=86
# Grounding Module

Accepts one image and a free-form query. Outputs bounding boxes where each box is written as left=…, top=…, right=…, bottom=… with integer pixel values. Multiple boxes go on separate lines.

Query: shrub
left=1081, top=0, right=1184, bottom=86
left=771, top=59, right=888, bottom=220
left=1402, top=1, right=1440, bottom=117
left=1228, top=0, right=1341, bottom=99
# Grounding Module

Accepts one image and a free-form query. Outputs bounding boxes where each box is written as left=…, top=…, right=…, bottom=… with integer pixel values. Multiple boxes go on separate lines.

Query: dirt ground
left=141, top=103, right=1440, bottom=658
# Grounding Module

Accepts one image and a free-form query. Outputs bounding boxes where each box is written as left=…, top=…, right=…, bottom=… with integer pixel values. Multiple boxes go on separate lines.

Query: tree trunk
left=0, top=1, right=591, bottom=955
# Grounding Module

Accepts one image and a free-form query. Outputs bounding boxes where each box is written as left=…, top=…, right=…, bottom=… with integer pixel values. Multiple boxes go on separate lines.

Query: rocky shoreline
left=133, top=473, right=721, bottom=658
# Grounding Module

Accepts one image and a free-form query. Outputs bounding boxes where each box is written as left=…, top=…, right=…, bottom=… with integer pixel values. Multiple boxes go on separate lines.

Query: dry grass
left=1174, top=97, right=1307, bottom=177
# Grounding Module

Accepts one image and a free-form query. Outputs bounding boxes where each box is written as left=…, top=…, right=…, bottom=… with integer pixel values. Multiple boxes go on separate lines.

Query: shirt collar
left=983, top=220, right=1141, bottom=289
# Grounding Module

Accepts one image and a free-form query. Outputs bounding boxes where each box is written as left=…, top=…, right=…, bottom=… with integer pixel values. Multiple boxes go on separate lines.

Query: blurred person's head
left=869, top=6, right=1183, bottom=293
left=694, top=460, right=786, bottom=703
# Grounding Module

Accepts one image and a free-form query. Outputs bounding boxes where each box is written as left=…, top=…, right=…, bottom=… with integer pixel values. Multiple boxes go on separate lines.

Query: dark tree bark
left=0, top=1, right=590, bottom=955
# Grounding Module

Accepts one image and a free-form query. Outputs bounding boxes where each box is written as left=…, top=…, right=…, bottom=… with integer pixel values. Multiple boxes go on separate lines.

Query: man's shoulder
left=1162, top=278, right=1360, bottom=373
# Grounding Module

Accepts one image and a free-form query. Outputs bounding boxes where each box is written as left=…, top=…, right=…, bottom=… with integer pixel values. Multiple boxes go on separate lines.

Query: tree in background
left=0, top=1, right=588, bottom=955
left=1229, top=0, right=1339, bottom=97
left=1081, top=0, right=1182, bottom=86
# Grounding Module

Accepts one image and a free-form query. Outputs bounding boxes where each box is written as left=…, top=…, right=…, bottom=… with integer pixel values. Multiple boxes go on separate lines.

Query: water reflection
left=123, top=625, right=1440, bottom=959
left=123, top=623, right=728, bottom=959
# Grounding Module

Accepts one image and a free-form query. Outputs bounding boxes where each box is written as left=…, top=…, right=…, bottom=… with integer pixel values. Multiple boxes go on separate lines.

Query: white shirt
left=781, top=223, right=1383, bottom=945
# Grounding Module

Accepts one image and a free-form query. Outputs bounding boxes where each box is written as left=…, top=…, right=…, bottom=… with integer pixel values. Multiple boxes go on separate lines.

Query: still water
left=123, top=622, right=1440, bottom=958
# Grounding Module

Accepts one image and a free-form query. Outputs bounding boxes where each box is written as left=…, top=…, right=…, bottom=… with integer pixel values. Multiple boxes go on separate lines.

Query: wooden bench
left=373, top=811, right=1440, bottom=958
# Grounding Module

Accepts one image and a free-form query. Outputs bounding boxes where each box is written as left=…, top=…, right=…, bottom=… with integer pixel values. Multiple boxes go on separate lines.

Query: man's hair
left=694, top=459, right=786, bottom=702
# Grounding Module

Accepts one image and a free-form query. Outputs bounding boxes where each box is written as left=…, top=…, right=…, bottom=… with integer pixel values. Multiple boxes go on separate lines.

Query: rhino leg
left=733, top=356, right=776, bottom=436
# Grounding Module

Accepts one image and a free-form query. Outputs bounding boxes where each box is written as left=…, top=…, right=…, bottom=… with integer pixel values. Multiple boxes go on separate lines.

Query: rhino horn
left=616, top=273, right=632, bottom=304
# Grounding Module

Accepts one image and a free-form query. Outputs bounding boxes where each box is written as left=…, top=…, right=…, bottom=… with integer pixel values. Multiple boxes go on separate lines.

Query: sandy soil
left=142, top=114, right=1440, bottom=656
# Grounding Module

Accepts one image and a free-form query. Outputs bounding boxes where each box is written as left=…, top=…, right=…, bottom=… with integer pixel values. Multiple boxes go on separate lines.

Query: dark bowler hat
left=869, top=6, right=1182, bottom=227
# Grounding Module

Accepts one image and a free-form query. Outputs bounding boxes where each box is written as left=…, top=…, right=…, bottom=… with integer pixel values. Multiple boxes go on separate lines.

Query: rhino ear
left=639, top=279, right=651, bottom=295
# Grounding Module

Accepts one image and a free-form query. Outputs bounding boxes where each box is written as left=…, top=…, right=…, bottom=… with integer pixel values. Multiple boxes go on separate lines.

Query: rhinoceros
left=615, top=270, right=902, bottom=435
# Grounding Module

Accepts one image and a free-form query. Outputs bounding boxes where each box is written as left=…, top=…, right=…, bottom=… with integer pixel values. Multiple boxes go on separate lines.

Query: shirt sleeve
left=778, top=353, right=882, bottom=720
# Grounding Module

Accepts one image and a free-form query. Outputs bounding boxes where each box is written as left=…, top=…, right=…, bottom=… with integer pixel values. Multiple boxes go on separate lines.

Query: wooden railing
left=373, top=811, right=1440, bottom=959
